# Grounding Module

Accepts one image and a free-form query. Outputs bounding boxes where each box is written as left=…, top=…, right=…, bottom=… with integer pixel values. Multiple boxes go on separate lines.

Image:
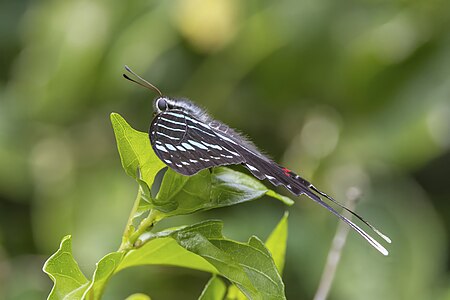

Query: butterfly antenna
left=123, top=65, right=163, bottom=97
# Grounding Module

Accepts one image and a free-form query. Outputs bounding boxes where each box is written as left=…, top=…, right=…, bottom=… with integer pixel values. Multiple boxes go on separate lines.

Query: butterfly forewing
left=149, top=110, right=245, bottom=175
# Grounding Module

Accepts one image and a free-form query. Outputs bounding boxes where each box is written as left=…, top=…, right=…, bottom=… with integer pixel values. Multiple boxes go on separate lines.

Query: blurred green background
left=1, top=0, right=449, bottom=299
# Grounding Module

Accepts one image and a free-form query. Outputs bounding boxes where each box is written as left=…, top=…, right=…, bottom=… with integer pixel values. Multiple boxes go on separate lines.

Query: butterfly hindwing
left=149, top=110, right=245, bottom=175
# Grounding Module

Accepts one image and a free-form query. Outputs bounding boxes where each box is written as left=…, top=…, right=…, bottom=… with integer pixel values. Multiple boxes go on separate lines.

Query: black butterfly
left=124, top=66, right=391, bottom=255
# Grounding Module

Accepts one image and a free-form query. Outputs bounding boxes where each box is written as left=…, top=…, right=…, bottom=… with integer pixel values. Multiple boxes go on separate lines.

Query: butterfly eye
left=156, top=98, right=169, bottom=111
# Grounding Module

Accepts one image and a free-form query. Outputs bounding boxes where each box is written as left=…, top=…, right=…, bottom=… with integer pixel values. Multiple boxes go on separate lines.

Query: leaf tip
left=61, top=234, right=72, bottom=242
left=42, top=235, right=73, bottom=274
left=110, top=112, right=121, bottom=123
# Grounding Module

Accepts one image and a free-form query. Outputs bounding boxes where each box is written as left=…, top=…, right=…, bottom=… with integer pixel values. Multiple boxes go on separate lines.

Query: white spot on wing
left=165, top=144, right=176, bottom=151
left=223, top=147, right=240, bottom=156
left=182, top=143, right=195, bottom=150
left=201, top=141, right=222, bottom=150
left=188, top=140, right=208, bottom=150
left=246, top=164, right=258, bottom=172
left=176, top=146, right=186, bottom=151
left=155, top=145, right=168, bottom=153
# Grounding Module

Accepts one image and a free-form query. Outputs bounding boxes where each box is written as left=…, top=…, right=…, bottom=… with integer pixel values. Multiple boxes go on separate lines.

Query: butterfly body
left=124, top=67, right=390, bottom=255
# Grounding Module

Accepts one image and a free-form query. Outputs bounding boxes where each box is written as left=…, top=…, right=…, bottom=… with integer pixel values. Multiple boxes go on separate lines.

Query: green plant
left=43, top=113, right=292, bottom=300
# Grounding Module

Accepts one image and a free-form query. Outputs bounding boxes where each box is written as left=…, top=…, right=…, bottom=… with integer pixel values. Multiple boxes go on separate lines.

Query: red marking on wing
left=282, top=167, right=291, bottom=177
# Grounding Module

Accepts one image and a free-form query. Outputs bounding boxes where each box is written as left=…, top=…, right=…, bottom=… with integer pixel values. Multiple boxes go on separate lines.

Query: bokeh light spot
left=173, top=0, right=239, bottom=53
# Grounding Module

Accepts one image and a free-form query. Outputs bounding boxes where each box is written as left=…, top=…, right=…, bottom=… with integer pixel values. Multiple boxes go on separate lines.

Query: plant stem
left=129, top=209, right=161, bottom=245
left=118, top=188, right=164, bottom=252
left=313, top=187, right=360, bottom=300
left=118, top=189, right=143, bottom=252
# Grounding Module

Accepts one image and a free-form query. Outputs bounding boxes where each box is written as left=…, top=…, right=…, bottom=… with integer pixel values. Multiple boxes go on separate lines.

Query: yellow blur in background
left=1, top=0, right=449, bottom=299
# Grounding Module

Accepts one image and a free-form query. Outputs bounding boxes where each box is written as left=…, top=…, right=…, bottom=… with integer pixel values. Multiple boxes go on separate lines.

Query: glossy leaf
left=226, top=213, right=289, bottom=300
left=155, top=220, right=286, bottom=299
left=157, top=167, right=294, bottom=216
left=116, top=237, right=217, bottom=273
left=211, top=167, right=294, bottom=206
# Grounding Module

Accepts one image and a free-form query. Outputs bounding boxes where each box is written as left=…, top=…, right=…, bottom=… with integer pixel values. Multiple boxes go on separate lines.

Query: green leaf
left=227, top=213, right=289, bottom=300
left=198, top=276, right=227, bottom=300
left=265, top=190, right=294, bottom=206
left=43, top=236, right=126, bottom=300
left=158, top=220, right=286, bottom=299
left=110, top=112, right=165, bottom=187
left=82, top=252, right=124, bottom=299
left=116, top=237, right=218, bottom=274
left=154, top=168, right=210, bottom=214
left=156, top=167, right=293, bottom=217
left=42, top=235, right=90, bottom=300
left=211, top=167, right=294, bottom=207
left=265, top=212, right=289, bottom=274
left=110, top=112, right=165, bottom=228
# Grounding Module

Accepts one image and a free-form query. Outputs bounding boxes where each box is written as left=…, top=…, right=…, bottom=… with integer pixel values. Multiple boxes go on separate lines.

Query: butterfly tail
left=243, top=159, right=390, bottom=255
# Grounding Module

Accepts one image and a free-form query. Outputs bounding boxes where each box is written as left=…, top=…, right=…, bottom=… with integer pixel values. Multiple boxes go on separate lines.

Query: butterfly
left=123, top=66, right=391, bottom=255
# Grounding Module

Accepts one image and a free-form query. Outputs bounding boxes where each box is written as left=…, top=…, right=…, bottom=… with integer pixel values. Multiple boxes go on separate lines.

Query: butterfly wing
left=149, top=110, right=245, bottom=175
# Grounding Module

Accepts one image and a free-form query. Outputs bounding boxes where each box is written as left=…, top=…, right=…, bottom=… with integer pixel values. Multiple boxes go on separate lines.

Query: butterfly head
left=154, top=97, right=170, bottom=113
left=153, top=97, right=204, bottom=118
